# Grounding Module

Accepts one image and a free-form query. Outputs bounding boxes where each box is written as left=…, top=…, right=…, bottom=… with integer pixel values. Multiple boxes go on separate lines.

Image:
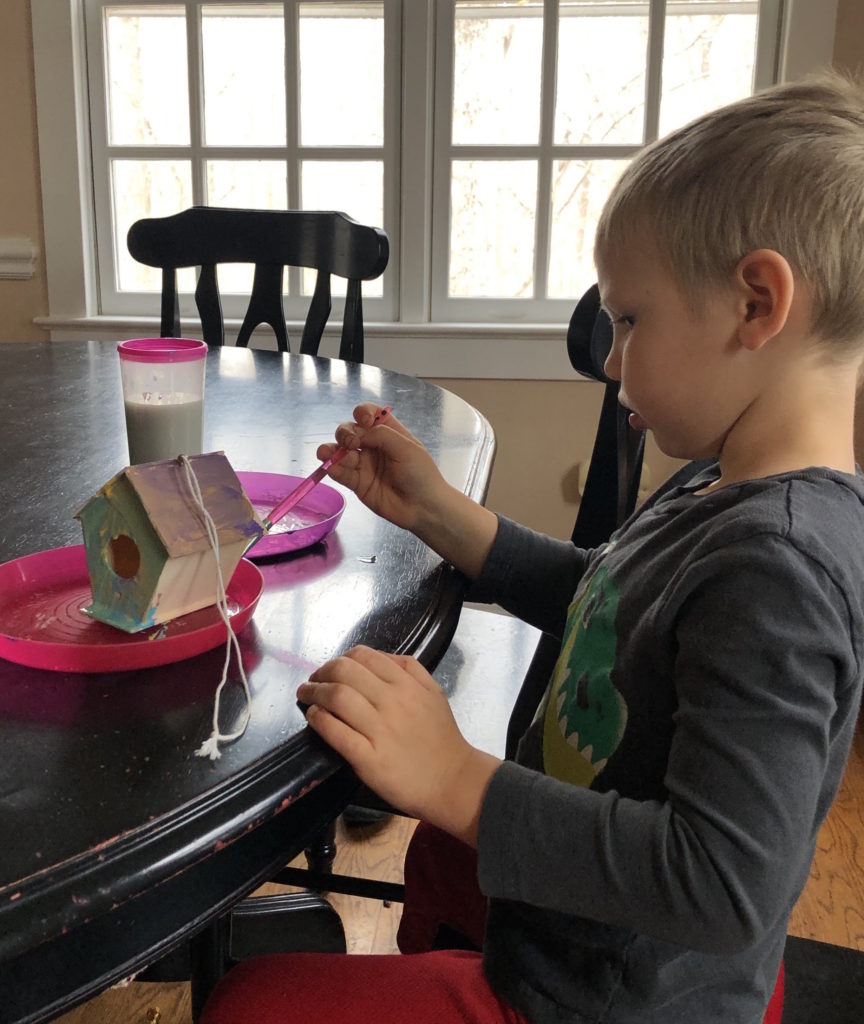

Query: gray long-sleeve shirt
left=472, top=463, right=864, bottom=1023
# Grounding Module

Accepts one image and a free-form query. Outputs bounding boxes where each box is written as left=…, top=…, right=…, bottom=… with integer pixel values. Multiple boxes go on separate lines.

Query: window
left=87, top=1, right=399, bottom=323
left=432, top=0, right=775, bottom=322
left=33, top=0, right=838, bottom=376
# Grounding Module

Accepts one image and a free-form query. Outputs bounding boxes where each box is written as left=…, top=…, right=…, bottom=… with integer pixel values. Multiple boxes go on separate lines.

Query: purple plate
left=237, top=471, right=345, bottom=560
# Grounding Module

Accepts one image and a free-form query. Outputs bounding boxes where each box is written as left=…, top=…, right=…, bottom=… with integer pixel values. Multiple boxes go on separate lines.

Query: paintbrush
left=245, top=405, right=392, bottom=553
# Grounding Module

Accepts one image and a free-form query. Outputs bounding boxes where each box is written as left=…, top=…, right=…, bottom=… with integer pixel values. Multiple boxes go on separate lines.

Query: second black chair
left=127, top=206, right=389, bottom=361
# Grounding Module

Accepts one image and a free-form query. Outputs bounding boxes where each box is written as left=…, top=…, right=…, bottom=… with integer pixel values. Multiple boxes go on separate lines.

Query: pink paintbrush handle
left=262, top=405, right=392, bottom=531
left=263, top=449, right=347, bottom=529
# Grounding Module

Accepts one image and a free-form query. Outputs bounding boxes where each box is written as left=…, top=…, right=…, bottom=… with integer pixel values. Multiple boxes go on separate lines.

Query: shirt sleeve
left=477, top=534, right=860, bottom=954
left=468, top=515, right=593, bottom=638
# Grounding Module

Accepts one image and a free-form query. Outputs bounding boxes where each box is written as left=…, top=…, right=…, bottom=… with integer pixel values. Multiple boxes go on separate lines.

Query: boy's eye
left=612, top=315, right=635, bottom=329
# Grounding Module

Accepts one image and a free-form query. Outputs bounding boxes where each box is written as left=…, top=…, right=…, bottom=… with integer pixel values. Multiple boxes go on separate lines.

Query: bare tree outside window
left=448, top=1, right=757, bottom=301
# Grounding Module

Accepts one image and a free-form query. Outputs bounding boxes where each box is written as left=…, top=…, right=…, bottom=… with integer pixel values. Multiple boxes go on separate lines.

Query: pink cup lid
left=118, top=338, right=207, bottom=363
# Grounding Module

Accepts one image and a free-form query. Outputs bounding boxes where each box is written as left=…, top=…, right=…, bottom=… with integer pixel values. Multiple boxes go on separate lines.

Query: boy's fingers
left=304, top=648, right=437, bottom=713
left=297, top=678, right=379, bottom=736
left=351, top=404, right=423, bottom=447
left=343, top=645, right=442, bottom=695
left=304, top=704, right=373, bottom=765
left=316, top=441, right=340, bottom=462
left=378, top=650, right=443, bottom=693
left=344, top=644, right=406, bottom=679
left=304, top=657, right=374, bottom=713
left=305, top=647, right=415, bottom=706
left=352, top=402, right=382, bottom=427
left=319, top=406, right=423, bottom=464
left=333, top=420, right=362, bottom=449
left=307, top=651, right=385, bottom=696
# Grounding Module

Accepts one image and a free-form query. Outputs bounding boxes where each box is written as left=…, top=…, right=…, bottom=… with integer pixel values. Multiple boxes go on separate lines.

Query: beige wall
left=833, top=0, right=864, bottom=75
left=2, top=2, right=863, bottom=536
left=429, top=378, right=684, bottom=539
left=0, top=0, right=48, bottom=342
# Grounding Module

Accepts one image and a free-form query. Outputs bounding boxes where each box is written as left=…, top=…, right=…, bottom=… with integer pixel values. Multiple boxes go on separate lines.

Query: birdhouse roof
left=82, top=452, right=263, bottom=559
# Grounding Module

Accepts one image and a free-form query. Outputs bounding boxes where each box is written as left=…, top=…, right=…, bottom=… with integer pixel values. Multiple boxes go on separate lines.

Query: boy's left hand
left=296, top=646, right=501, bottom=847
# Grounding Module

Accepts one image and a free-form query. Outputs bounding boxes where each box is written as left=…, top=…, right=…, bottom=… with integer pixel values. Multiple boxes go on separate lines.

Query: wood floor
left=54, top=723, right=864, bottom=1024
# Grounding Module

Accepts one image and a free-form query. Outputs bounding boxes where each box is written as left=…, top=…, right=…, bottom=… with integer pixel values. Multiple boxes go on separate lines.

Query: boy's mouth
left=628, top=411, right=647, bottom=431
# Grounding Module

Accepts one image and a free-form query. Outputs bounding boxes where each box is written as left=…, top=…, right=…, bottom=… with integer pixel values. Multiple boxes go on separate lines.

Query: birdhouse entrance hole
left=108, top=534, right=140, bottom=579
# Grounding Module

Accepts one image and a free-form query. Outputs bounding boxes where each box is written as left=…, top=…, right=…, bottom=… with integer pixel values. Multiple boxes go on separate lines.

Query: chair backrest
left=567, top=283, right=646, bottom=548
left=127, top=207, right=389, bottom=362
left=504, top=282, right=645, bottom=758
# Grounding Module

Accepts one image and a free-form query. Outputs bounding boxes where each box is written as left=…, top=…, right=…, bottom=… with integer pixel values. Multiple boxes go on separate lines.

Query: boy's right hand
left=316, top=404, right=447, bottom=534
left=317, top=403, right=499, bottom=581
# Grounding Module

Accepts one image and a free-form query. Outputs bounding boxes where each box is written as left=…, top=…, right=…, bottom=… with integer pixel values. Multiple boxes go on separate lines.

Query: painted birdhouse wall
left=76, top=452, right=263, bottom=633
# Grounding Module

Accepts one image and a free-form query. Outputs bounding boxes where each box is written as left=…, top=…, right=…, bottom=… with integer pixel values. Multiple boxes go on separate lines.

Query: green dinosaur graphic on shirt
left=543, top=563, right=628, bottom=787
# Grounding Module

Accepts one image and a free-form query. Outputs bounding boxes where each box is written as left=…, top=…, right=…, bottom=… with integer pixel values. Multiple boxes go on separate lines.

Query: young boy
left=201, top=73, right=864, bottom=1024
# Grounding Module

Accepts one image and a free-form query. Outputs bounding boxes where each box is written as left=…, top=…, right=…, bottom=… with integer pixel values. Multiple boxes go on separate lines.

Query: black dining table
left=0, top=341, right=495, bottom=1024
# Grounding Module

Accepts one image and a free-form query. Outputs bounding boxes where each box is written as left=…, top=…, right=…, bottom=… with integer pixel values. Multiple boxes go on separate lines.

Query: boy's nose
left=603, top=344, right=622, bottom=382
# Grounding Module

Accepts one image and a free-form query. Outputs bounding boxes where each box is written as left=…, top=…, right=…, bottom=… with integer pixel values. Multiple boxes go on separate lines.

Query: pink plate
left=237, top=471, right=345, bottom=560
left=0, top=546, right=264, bottom=674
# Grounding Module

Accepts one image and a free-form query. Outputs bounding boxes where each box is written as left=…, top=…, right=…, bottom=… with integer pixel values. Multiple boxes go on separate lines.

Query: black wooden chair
left=126, top=206, right=389, bottom=361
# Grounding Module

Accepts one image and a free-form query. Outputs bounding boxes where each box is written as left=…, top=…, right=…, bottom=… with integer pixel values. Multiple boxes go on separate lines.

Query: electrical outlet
left=561, top=462, right=585, bottom=504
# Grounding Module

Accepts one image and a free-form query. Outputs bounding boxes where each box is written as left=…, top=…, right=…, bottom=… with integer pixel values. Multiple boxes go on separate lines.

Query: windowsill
left=33, top=315, right=579, bottom=379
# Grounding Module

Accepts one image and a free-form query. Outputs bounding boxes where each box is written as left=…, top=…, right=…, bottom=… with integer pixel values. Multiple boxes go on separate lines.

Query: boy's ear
left=734, top=249, right=795, bottom=351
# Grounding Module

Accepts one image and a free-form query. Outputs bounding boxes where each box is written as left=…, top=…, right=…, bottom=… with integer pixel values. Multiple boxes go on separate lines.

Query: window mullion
left=397, top=0, right=434, bottom=324
left=534, top=0, right=559, bottom=303
left=430, top=0, right=456, bottom=323
left=753, top=0, right=782, bottom=89
left=380, top=0, right=402, bottom=323
left=643, top=0, right=667, bottom=144
left=285, top=0, right=301, bottom=296
left=186, top=1, right=206, bottom=205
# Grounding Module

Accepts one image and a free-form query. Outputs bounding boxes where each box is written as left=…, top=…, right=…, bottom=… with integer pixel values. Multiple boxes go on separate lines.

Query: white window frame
left=85, top=0, right=401, bottom=324
left=431, top=0, right=782, bottom=324
left=31, top=0, right=840, bottom=378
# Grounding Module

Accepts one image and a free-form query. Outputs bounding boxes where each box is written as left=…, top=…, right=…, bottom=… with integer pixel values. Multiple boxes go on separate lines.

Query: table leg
left=304, top=817, right=337, bottom=874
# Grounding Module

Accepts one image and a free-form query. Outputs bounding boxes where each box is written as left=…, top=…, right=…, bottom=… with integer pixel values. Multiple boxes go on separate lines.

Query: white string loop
left=179, top=455, right=252, bottom=760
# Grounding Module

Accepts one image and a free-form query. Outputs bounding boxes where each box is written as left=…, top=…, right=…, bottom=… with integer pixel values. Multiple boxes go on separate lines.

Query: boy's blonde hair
left=594, top=72, right=864, bottom=349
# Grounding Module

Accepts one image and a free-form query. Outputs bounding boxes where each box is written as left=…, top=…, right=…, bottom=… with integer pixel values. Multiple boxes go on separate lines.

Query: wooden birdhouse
left=76, top=452, right=264, bottom=633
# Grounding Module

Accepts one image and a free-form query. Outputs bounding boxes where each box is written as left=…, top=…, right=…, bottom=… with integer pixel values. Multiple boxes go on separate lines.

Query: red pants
left=199, top=949, right=527, bottom=1024
left=201, top=824, right=526, bottom=1024
left=201, top=822, right=784, bottom=1024
left=397, top=823, right=784, bottom=1023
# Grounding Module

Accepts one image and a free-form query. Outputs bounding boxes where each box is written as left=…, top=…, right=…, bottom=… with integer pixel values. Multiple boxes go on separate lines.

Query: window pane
left=206, top=160, right=288, bottom=208
left=112, top=159, right=193, bottom=292
left=555, top=2, right=648, bottom=145
left=300, top=161, right=384, bottom=296
left=449, top=160, right=537, bottom=298
left=104, top=6, right=189, bottom=145
left=452, top=1, right=543, bottom=145
left=299, top=3, right=384, bottom=146
left=548, top=159, right=628, bottom=299
left=206, top=161, right=289, bottom=293
left=201, top=4, right=286, bottom=146
left=659, top=2, right=757, bottom=137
